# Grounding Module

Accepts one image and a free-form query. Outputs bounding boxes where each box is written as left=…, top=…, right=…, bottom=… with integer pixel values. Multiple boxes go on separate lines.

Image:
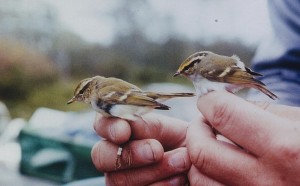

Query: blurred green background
left=0, top=0, right=270, bottom=119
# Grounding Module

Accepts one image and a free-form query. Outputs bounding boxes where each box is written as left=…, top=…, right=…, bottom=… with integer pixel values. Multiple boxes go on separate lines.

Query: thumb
left=197, top=91, right=285, bottom=156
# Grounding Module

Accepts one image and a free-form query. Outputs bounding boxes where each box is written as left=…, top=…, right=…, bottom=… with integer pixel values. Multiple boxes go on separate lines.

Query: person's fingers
left=94, top=114, right=131, bottom=145
left=129, top=113, right=188, bottom=150
left=93, top=113, right=188, bottom=150
left=188, top=165, right=225, bottom=186
left=105, top=148, right=191, bottom=186
left=187, top=117, right=261, bottom=185
left=91, top=139, right=164, bottom=172
left=251, top=101, right=300, bottom=121
left=148, top=175, right=188, bottom=186
left=197, top=91, right=291, bottom=156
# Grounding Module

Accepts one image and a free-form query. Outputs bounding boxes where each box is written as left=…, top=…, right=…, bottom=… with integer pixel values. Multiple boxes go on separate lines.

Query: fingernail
left=141, top=143, right=155, bottom=162
left=169, top=151, right=186, bottom=169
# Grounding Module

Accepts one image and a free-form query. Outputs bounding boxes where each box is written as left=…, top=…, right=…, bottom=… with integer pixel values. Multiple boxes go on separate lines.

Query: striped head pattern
left=174, top=51, right=210, bottom=77
left=67, top=77, right=94, bottom=104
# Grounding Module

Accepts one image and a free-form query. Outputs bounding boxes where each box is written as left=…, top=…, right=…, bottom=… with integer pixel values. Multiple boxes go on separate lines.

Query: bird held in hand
left=67, top=76, right=194, bottom=121
left=174, top=51, right=278, bottom=100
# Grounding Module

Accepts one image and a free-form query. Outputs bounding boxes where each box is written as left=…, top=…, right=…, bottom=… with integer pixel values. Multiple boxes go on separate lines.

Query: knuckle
left=189, top=146, right=208, bottom=172
left=211, top=100, right=235, bottom=129
left=168, top=148, right=191, bottom=171
left=130, top=139, right=163, bottom=164
left=151, top=116, right=164, bottom=138
left=147, top=139, right=164, bottom=162
left=111, top=120, right=131, bottom=144
left=274, top=139, right=300, bottom=162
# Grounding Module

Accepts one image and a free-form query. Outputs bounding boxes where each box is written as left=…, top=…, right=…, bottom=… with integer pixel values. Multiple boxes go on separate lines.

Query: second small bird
left=68, top=76, right=194, bottom=121
left=174, top=51, right=278, bottom=99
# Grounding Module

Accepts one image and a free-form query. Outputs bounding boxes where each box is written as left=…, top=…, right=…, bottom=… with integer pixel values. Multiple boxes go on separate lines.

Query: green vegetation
left=0, top=39, right=86, bottom=118
left=5, top=80, right=88, bottom=119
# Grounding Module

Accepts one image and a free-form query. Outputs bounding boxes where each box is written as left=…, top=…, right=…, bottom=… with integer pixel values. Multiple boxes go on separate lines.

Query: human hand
left=187, top=91, right=300, bottom=185
left=92, top=113, right=192, bottom=186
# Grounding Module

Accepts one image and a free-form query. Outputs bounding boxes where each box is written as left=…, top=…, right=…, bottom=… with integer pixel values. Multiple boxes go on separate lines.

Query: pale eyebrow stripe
left=182, top=56, right=202, bottom=71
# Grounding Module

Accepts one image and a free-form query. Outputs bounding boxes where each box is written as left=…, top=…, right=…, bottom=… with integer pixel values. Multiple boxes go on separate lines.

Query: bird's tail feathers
left=245, top=67, right=263, bottom=76
left=253, top=84, right=278, bottom=100
left=154, top=102, right=170, bottom=110
left=159, top=92, right=195, bottom=98
left=146, top=92, right=195, bottom=100
left=145, top=92, right=195, bottom=100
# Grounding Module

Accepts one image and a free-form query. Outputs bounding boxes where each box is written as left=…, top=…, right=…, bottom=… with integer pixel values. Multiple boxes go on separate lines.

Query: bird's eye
left=78, top=82, right=91, bottom=95
left=183, top=60, right=200, bottom=72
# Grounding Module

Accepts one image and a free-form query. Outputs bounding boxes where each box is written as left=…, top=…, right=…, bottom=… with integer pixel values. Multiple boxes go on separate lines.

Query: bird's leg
left=115, top=146, right=123, bottom=169
left=126, top=147, right=132, bottom=167
left=115, top=144, right=133, bottom=169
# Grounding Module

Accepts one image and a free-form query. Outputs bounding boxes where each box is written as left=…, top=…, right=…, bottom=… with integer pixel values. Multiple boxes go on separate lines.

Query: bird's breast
left=91, top=99, right=112, bottom=116
left=91, top=99, right=153, bottom=121
left=109, top=105, right=153, bottom=121
left=192, top=77, right=243, bottom=96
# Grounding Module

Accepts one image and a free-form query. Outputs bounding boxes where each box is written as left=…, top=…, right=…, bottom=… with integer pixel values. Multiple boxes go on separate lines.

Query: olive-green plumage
left=174, top=51, right=278, bottom=100
left=68, top=76, right=194, bottom=120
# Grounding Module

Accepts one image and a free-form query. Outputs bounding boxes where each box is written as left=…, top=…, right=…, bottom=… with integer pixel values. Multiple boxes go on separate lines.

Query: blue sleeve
left=248, top=0, right=300, bottom=106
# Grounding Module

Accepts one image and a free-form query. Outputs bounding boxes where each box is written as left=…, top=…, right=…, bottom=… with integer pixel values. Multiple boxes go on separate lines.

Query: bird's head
left=67, top=77, right=94, bottom=104
left=174, top=51, right=211, bottom=78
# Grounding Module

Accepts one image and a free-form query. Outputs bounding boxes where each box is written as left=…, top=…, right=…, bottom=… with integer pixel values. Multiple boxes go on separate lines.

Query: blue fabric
left=248, top=0, right=300, bottom=106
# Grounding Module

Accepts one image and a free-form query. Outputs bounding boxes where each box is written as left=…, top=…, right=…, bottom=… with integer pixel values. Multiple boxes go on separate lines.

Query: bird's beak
left=173, top=71, right=180, bottom=77
left=67, top=97, right=76, bottom=104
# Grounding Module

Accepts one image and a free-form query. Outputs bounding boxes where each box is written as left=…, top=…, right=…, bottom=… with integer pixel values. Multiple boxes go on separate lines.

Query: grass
left=5, top=80, right=89, bottom=119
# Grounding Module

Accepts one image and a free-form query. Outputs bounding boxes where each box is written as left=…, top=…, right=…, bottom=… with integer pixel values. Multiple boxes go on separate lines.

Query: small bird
left=174, top=51, right=278, bottom=99
left=67, top=76, right=194, bottom=121
left=68, top=76, right=194, bottom=168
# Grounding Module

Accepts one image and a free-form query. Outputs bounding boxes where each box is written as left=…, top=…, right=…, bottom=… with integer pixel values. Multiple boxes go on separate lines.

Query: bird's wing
left=98, top=77, right=142, bottom=91
left=245, top=67, right=263, bottom=76
left=221, top=68, right=265, bottom=85
left=199, top=59, right=264, bottom=85
left=124, top=91, right=169, bottom=108
left=97, top=80, right=168, bottom=108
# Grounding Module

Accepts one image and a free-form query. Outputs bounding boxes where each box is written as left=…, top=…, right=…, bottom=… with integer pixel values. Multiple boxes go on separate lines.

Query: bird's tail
left=154, top=103, right=170, bottom=110
left=253, top=84, right=278, bottom=100
left=145, top=92, right=195, bottom=100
